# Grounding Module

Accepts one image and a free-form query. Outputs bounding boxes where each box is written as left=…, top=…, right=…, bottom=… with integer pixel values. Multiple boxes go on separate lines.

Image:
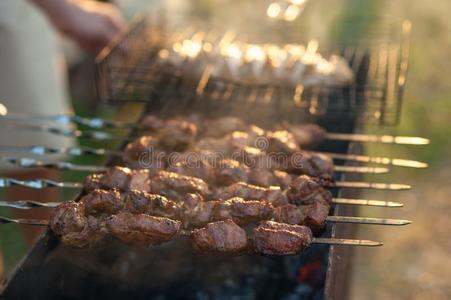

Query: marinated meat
left=248, top=168, right=278, bottom=187
left=215, top=182, right=285, bottom=204
left=302, top=200, right=330, bottom=232
left=158, top=119, right=197, bottom=151
left=283, top=122, right=327, bottom=150
left=99, top=166, right=133, bottom=192
left=272, top=204, right=306, bottom=225
left=203, top=116, right=247, bottom=138
left=167, top=155, right=215, bottom=184
left=80, top=189, right=123, bottom=215
left=213, top=197, right=273, bottom=225
left=83, top=173, right=103, bottom=193
left=123, top=190, right=180, bottom=219
left=252, top=221, right=313, bottom=255
left=106, top=212, right=181, bottom=245
left=124, top=136, right=164, bottom=170
left=265, top=130, right=300, bottom=154
left=191, top=219, right=248, bottom=253
left=140, top=115, right=164, bottom=133
left=129, top=169, right=152, bottom=192
left=273, top=170, right=293, bottom=189
left=150, top=171, right=210, bottom=199
left=287, top=175, right=332, bottom=205
left=195, top=136, right=232, bottom=153
left=215, top=159, right=250, bottom=186
left=50, top=201, right=100, bottom=247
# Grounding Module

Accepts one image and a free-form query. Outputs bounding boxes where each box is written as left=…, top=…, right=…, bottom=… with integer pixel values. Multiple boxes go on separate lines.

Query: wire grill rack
left=96, top=16, right=410, bottom=125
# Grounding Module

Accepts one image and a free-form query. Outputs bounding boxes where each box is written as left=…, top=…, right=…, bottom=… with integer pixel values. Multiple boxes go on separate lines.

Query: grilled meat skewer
left=0, top=216, right=382, bottom=254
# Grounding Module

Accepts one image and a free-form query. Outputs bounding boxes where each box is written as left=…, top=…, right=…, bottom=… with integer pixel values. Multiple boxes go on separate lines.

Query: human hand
left=33, top=0, right=127, bottom=53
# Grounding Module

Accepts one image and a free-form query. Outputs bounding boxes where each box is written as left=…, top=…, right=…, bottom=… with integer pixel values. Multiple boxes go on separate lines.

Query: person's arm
left=31, top=0, right=126, bottom=53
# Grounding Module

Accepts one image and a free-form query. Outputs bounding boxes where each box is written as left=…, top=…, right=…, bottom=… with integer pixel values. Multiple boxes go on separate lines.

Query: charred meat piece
left=309, top=153, right=335, bottom=186
left=272, top=204, right=306, bottom=225
left=203, top=116, right=247, bottom=138
left=123, top=190, right=180, bottom=219
left=50, top=201, right=101, bottom=247
left=287, top=175, right=333, bottom=205
left=252, top=221, right=313, bottom=255
left=215, top=182, right=285, bottom=204
left=106, top=212, right=181, bottom=245
left=194, top=135, right=232, bottom=153
left=214, top=197, right=273, bottom=225
left=140, top=115, right=164, bottom=133
left=265, top=130, right=300, bottom=154
left=191, top=219, right=248, bottom=253
left=80, top=189, right=123, bottom=215
left=248, top=168, right=279, bottom=187
left=215, top=159, right=250, bottom=186
left=129, top=169, right=152, bottom=192
left=99, top=166, right=133, bottom=192
left=283, top=122, right=327, bottom=150
left=302, top=200, right=330, bottom=232
left=185, top=201, right=218, bottom=228
left=83, top=173, right=103, bottom=193
left=150, top=171, right=210, bottom=200
left=167, top=154, right=215, bottom=184
left=124, top=136, right=164, bottom=170
left=158, top=119, right=198, bottom=151
left=273, top=170, right=293, bottom=189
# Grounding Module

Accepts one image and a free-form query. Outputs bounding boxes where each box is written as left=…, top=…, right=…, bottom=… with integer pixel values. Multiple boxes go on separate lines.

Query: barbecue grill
left=0, top=13, right=413, bottom=300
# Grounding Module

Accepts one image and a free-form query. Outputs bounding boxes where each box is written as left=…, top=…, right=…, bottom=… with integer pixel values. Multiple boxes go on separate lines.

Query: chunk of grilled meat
left=150, top=171, right=210, bottom=200
left=123, top=190, right=180, bottom=219
left=287, top=175, right=333, bottom=205
left=283, top=123, right=327, bottom=150
left=106, top=212, right=181, bottom=245
left=50, top=201, right=102, bottom=247
left=215, top=159, right=250, bottom=186
left=215, top=182, right=286, bottom=205
left=140, top=115, right=164, bottom=133
left=191, top=219, right=249, bottom=253
left=252, top=221, right=313, bottom=255
left=265, top=130, right=300, bottom=154
left=84, top=166, right=133, bottom=193
left=124, top=136, right=165, bottom=170
left=158, top=119, right=198, bottom=152
left=80, top=189, right=123, bottom=216
left=214, top=197, right=273, bottom=225
left=202, top=116, right=248, bottom=138
left=167, top=153, right=216, bottom=184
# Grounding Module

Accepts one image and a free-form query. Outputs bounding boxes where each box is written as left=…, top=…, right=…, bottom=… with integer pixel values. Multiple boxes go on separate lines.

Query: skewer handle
left=333, top=165, right=389, bottom=174
left=312, top=238, right=382, bottom=246
left=326, top=216, right=411, bottom=226
left=0, top=216, right=49, bottom=226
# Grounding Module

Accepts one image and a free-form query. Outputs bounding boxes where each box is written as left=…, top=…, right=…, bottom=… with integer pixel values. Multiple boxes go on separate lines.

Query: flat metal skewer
left=0, top=156, right=390, bottom=175
left=0, top=197, right=403, bottom=210
left=0, top=177, right=410, bottom=191
left=326, top=132, right=430, bottom=145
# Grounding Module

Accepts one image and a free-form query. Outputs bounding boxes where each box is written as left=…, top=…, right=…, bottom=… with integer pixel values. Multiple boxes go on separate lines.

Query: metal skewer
left=0, top=145, right=427, bottom=169
left=326, top=132, right=430, bottom=145
left=0, top=177, right=410, bottom=191
left=0, top=157, right=390, bottom=175
left=0, top=196, right=403, bottom=210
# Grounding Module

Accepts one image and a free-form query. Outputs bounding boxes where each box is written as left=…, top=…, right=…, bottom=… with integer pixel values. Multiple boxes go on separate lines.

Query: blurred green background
left=1, top=0, right=451, bottom=299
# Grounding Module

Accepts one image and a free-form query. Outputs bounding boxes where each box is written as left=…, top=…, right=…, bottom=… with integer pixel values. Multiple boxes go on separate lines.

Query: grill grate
left=96, top=17, right=410, bottom=125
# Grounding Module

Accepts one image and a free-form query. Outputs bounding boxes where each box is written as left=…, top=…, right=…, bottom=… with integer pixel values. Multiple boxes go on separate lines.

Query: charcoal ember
left=80, top=189, right=123, bottom=215
left=202, top=116, right=247, bottom=138
left=124, top=190, right=180, bottom=219
left=150, top=171, right=210, bottom=199
left=215, top=159, right=250, bottom=186
left=106, top=212, right=181, bottom=245
left=272, top=204, right=306, bottom=225
left=191, top=220, right=248, bottom=253
left=284, top=123, right=327, bottom=150
left=252, top=221, right=313, bottom=255
left=50, top=201, right=101, bottom=247
left=265, top=130, right=300, bottom=154
left=213, top=197, right=273, bottom=225
left=215, top=182, right=285, bottom=204
left=158, top=119, right=198, bottom=151
left=99, top=166, right=133, bottom=192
